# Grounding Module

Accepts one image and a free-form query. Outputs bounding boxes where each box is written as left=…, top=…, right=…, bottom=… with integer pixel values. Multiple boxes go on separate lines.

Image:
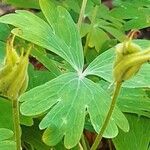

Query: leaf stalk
left=90, top=49, right=150, bottom=150
left=12, top=98, right=21, bottom=150
left=90, top=81, right=122, bottom=150
left=84, top=5, right=99, bottom=56
left=81, top=134, right=89, bottom=150
left=77, top=0, right=88, bottom=30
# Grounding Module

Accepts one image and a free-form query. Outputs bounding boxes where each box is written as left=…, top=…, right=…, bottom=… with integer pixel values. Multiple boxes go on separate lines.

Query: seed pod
left=0, top=64, right=12, bottom=80
left=5, top=35, right=20, bottom=67
left=0, top=64, right=20, bottom=98
left=113, top=50, right=150, bottom=82
left=114, top=41, right=141, bottom=67
left=0, top=35, right=30, bottom=100
left=113, top=30, right=147, bottom=82
left=19, top=74, right=29, bottom=96
left=6, top=50, right=29, bottom=99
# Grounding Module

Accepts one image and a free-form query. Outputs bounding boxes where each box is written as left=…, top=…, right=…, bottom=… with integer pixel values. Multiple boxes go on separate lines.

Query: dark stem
left=108, top=139, right=113, bottom=150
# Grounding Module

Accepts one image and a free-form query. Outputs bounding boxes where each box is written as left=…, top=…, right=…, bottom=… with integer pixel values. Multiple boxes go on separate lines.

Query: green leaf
left=111, top=1, right=150, bottom=30
left=53, top=141, right=68, bottom=150
left=111, top=3, right=143, bottom=19
left=84, top=40, right=150, bottom=88
left=0, top=128, right=16, bottom=150
left=20, top=115, right=33, bottom=127
left=27, top=65, right=55, bottom=90
left=42, top=125, right=64, bottom=147
left=113, top=0, right=150, bottom=7
left=0, top=140, right=16, bottom=150
left=80, top=23, right=90, bottom=37
left=0, top=128, right=13, bottom=141
left=98, top=80, right=150, bottom=117
left=123, top=17, right=150, bottom=31
left=98, top=11, right=124, bottom=30
left=0, top=23, right=10, bottom=42
left=83, top=3, right=125, bottom=52
left=117, top=88, right=150, bottom=118
left=111, top=1, right=150, bottom=19
left=0, top=97, right=33, bottom=128
left=91, top=0, right=101, bottom=5
left=0, top=42, right=5, bottom=67
left=0, top=98, right=13, bottom=130
left=39, top=0, right=84, bottom=71
left=0, top=9, right=84, bottom=72
left=101, top=39, right=118, bottom=52
left=52, top=140, right=80, bottom=150
left=100, top=25, right=126, bottom=42
left=113, top=114, right=150, bottom=150
left=88, top=27, right=109, bottom=52
left=60, top=0, right=81, bottom=14
left=20, top=73, right=128, bottom=149
left=30, top=47, right=61, bottom=77
left=22, top=122, right=50, bottom=150
left=86, top=48, right=98, bottom=64
left=13, top=39, right=61, bottom=77
left=123, top=64, right=150, bottom=88
left=3, top=0, right=40, bottom=9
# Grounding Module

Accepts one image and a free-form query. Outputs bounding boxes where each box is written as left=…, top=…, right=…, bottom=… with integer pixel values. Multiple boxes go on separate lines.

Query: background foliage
left=0, top=0, right=150, bottom=150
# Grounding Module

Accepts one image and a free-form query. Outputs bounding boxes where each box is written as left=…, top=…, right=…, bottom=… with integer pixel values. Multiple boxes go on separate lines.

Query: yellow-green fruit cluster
left=113, top=40, right=142, bottom=82
left=0, top=37, right=30, bottom=100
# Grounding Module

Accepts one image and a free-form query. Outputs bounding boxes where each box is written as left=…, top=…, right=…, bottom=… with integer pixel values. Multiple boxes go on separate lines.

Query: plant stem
left=90, top=82, right=122, bottom=150
left=12, top=98, right=21, bottom=150
left=108, top=139, right=113, bottom=150
left=79, top=142, right=84, bottom=150
left=84, top=5, right=99, bottom=56
left=84, top=135, right=91, bottom=150
left=81, top=134, right=88, bottom=150
left=77, top=0, right=88, bottom=30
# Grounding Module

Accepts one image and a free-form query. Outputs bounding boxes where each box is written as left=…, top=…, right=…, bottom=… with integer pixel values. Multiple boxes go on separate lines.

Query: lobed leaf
left=39, top=0, right=84, bottom=71
left=20, top=73, right=129, bottom=149
left=0, top=7, right=84, bottom=72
